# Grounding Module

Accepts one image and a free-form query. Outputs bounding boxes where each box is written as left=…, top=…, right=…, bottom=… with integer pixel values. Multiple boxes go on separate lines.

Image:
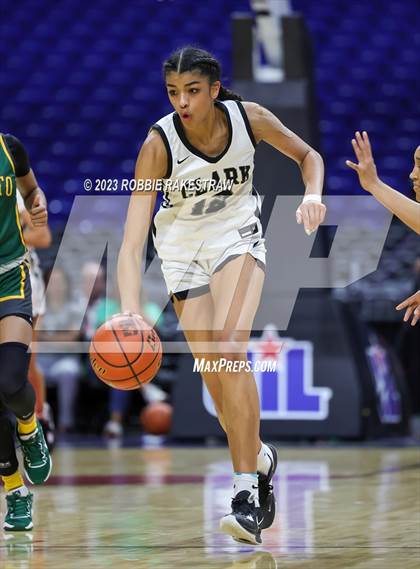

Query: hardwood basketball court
left=0, top=446, right=418, bottom=568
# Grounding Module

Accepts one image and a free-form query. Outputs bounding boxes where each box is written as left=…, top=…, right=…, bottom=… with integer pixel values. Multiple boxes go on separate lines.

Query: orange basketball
left=140, top=402, right=173, bottom=435
left=89, top=314, right=162, bottom=390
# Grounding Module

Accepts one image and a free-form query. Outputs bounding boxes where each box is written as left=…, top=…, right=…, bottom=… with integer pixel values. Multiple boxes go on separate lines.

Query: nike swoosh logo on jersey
left=177, top=156, right=189, bottom=164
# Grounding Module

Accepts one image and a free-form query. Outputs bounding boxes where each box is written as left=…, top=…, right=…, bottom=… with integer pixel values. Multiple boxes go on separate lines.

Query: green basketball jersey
left=0, top=134, right=27, bottom=266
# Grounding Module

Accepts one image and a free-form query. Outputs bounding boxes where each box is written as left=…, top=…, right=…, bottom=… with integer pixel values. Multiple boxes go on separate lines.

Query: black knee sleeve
left=0, top=342, right=35, bottom=420
left=0, top=407, right=19, bottom=476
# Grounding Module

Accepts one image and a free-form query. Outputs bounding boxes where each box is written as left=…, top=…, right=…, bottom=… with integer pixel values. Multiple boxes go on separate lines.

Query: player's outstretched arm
left=243, top=102, right=326, bottom=236
left=346, top=131, right=420, bottom=235
left=117, top=130, right=166, bottom=314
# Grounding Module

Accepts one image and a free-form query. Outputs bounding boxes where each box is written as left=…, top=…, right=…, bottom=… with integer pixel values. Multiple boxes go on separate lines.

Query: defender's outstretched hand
left=396, top=290, right=420, bottom=326
left=346, top=131, right=380, bottom=193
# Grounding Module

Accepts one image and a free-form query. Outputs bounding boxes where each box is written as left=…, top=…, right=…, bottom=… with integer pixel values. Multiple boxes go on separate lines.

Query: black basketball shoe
left=220, top=490, right=262, bottom=545
left=258, top=443, right=278, bottom=530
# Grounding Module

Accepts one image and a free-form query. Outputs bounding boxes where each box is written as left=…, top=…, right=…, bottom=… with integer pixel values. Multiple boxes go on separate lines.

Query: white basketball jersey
left=152, top=100, right=262, bottom=262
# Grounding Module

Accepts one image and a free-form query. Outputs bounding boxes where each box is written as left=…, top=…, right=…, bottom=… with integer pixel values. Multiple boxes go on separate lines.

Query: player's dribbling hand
left=111, top=311, right=147, bottom=324
left=396, top=290, right=420, bottom=326
left=30, top=194, right=48, bottom=227
left=112, top=311, right=143, bottom=319
left=296, top=200, right=326, bottom=236
left=346, top=131, right=380, bottom=192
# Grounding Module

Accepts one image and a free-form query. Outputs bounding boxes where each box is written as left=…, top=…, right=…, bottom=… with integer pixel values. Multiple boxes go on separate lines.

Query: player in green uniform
left=0, top=133, right=52, bottom=531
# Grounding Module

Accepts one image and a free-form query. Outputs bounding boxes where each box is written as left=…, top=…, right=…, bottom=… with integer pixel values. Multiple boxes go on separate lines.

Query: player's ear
left=210, top=80, right=221, bottom=101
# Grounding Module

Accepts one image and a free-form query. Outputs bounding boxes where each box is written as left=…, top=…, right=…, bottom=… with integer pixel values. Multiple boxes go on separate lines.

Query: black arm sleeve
left=3, top=134, right=31, bottom=177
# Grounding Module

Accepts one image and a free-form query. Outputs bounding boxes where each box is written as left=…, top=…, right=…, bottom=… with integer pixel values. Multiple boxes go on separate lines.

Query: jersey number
left=191, top=189, right=233, bottom=216
left=0, top=176, right=13, bottom=197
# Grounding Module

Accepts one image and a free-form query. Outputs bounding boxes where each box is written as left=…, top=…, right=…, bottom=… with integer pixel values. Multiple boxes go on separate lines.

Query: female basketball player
left=118, top=47, right=326, bottom=544
left=0, top=133, right=52, bottom=531
left=347, top=132, right=419, bottom=324
left=17, top=193, right=56, bottom=448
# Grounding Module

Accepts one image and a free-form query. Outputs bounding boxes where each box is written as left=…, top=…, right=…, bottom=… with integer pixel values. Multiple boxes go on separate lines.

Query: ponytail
left=217, top=85, right=243, bottom=102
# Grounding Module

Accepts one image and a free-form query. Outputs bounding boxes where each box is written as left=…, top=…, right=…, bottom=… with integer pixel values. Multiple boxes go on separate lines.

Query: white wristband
left=302, top=194, right=322, bottom=204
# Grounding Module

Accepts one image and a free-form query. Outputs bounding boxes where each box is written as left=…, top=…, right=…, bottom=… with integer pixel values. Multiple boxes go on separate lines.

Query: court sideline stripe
left=44, top=462, right=420, bottom=486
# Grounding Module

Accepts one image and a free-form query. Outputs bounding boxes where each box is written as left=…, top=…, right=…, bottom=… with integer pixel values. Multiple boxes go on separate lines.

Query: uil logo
left=203, top=324, right=332, bottom=421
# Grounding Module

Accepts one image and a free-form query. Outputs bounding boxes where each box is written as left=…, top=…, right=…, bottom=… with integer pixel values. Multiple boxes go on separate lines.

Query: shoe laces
left=259, top=479, right=273, bottom=502
left=7, top=493, right=31, bottom=517
left=231, top=493, right=256, bottom=517
left=22, top=430, right=47, bottom=463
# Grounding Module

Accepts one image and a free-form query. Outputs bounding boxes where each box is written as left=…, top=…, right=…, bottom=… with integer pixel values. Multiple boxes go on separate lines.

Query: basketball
left=89, top=314, right=162, bottom=390
left=140, top=402, right=173, bottom=435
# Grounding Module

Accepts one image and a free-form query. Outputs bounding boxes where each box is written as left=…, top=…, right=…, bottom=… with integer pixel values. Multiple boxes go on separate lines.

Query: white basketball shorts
left=161, top=229, right=266, bottom=300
